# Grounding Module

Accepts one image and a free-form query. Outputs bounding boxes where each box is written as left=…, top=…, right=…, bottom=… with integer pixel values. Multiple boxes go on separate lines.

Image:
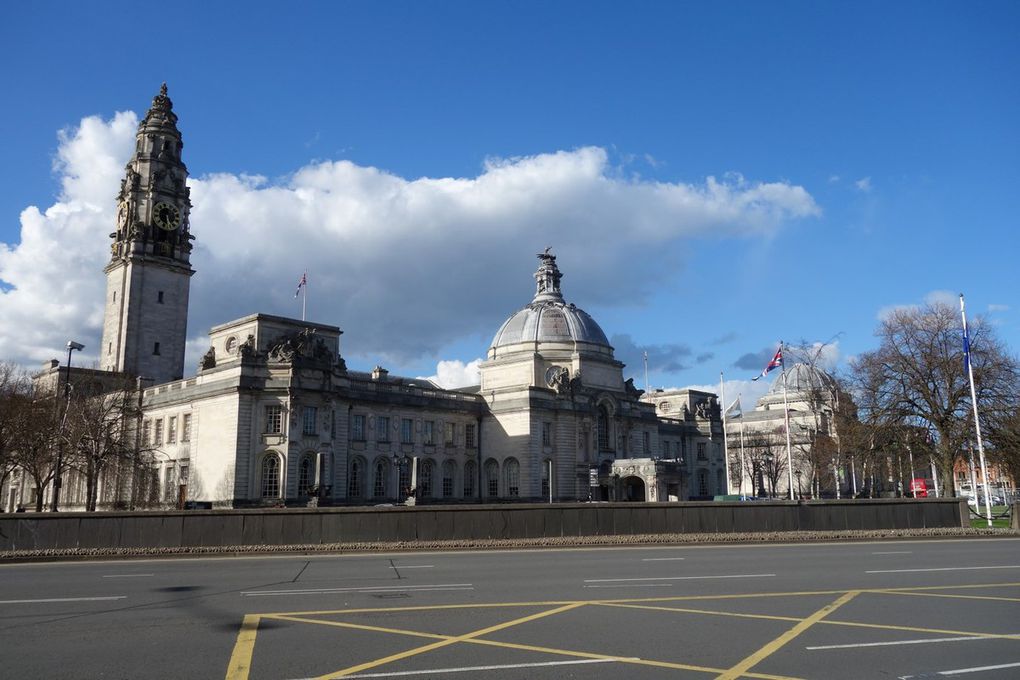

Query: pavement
left=1, top=537, right=1019, bottom=679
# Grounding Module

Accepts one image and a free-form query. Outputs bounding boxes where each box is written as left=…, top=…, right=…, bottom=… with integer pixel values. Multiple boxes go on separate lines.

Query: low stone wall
left=0, top=498, right=969, bottom=553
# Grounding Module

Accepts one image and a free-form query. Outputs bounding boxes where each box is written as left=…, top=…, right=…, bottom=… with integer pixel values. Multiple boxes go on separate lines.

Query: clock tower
left=100, top=84, right=195, bottom=383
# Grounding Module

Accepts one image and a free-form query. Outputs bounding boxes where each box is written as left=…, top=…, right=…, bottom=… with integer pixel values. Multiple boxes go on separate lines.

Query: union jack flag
left=753, top=345, right=783, bottom=381
left=294, top=272, right=307, bottom=298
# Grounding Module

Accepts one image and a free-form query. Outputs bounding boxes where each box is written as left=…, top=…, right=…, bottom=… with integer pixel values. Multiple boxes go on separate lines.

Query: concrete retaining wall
left=0, top=498, right=968, bottom=553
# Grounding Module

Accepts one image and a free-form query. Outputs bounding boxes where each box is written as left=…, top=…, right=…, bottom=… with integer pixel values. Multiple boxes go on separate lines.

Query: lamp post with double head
left=52, top=340, right=84, bottom=512
left=764, top=451, right=775, bottom=498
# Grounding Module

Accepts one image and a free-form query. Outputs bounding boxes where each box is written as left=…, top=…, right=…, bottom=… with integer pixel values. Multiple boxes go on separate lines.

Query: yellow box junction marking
left=224, top=582, right=1020, bottom=680
left=716, top=591, right=860, bottom=680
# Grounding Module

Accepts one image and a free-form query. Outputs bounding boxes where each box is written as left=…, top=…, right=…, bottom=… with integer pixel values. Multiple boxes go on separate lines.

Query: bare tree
left=0, top=362, right=30, bottom=495
left=850, top=301, right=1019, bottom=496
left=11, top=392, right=60, bottom=511
left=64, top=374, right=137, bottom=511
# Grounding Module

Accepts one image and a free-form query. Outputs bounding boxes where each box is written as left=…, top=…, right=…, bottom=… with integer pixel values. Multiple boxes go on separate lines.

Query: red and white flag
left=294, top=272, right=307, bottom=298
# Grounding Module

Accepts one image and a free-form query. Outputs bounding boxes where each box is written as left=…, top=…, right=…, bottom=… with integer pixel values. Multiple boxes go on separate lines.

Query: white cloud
left=854, top=177, right=872, bottom=192
left=988, top=303, right=1009, bottom=313
left=422, top=358, right=483, bottom=389
left=878, top=289, right=959, bottom=321
left=0, top=111, right=820, bottom=373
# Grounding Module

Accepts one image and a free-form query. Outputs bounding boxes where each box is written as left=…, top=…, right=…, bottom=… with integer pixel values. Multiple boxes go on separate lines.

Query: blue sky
left=1, top=1, right=1017, bottom=405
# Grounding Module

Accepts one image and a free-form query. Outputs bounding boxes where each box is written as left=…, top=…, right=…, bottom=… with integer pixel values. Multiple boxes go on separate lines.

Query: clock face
left=153, top=202, right=181, bottom=231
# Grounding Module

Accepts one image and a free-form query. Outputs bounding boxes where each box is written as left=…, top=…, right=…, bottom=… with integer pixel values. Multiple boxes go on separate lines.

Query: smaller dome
left=767, top=362, right=835, bottom=395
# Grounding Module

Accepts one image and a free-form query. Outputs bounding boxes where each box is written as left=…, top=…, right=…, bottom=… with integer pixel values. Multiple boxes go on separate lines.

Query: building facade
left=16, top=85, right=727, bottom=512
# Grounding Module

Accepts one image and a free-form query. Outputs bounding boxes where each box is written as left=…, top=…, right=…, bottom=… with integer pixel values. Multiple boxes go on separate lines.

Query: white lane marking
left=584, top=584, right=673, bottom=589
left=241, top=583, right=473, bottom=597
left=808, top=635, right=995, bottom=650
left=872, top=551, right=912, bottom=555
left=642, top=557, right=686, bottom=561
left=900, top=660, right=1020, bottom=678
left=102, top=573, right=155, bottom=578
left=584, top=573, right=775, bottom=583
left=288, top=658, right=618, bottom=678
left=867, top=565, right=1020, bottom=574
left=0, top=596, right=126, bottom=604
left=396, top=565, right=434, bottom=569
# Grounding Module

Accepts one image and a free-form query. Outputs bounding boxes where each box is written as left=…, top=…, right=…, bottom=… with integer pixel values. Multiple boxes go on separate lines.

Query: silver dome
left=490, top=251, right=612, bottom=352
left=767, top=362, right=836, bottom=395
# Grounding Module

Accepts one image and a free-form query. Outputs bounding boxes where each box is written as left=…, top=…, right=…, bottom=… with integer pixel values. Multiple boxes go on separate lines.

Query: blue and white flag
left=294, top=272, right=307, bottom=298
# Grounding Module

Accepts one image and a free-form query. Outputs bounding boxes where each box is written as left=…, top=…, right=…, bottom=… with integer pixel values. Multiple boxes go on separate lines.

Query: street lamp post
left=764, top=451, right=774, bottom=498
left=52, top=340, right=84, bottom=512
left=795, top=469, right=803, bottom=500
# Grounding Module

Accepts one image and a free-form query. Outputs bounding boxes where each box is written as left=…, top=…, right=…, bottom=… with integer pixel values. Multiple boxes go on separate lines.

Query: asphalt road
left=1, top=538, right=1019, bottom=679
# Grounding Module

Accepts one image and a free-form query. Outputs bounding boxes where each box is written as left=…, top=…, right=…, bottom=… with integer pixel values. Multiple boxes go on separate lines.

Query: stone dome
left=767, top=362, right=836, bottom=395
left=490, top=251, right=612, bottom=354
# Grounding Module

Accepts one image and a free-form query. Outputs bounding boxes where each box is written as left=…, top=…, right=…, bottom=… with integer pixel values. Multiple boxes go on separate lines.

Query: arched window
left=298, top=455, right=315, bottom=497
left=349, top=457, right=364, bottom=498
left=442, top=460, right=456, bottom=498
left=398, top=461, right=411, bottom=498
left=419, top=460, right=434, bottom=498
left=716, top=468, right=725, bottom=496
left=260, top=455, right=281, bottom=499
left=463, top=460, right=476, bottom=498
left=373, top=459, right=389, bottom=498
left=484, top=459, right=499, bottom=498
left=597, top=405, right=611, bottom=451
left=504, top=458, right=520, bottom=497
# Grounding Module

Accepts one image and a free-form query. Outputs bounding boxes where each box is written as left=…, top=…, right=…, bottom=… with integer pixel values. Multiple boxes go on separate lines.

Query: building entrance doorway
left=621, top=476, right=646, bottom=501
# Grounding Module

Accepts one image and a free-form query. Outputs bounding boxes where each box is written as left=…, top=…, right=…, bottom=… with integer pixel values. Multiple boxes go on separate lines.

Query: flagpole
left=781, top=341, right=794, bottom=500
left=302, top=273, right=307, bottom=322
left=644, top=351, right=649, bottom=394
left=738, top=394, right=746, bottom=496
left=961, top=294, right=992, bottom=526
left=720, top=372, right=731, bottom=495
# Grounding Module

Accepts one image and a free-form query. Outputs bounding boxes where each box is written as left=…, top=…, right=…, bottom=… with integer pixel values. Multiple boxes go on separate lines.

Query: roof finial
left=533, top=248, right=563, bottom=302
left=160, top=82, right=168, bottom=96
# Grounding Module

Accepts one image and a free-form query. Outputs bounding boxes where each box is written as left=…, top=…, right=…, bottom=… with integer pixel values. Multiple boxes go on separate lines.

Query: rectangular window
left=303, top=406, right=318, bottom=436
left=164, top=465, right=176, bottom=500
left=154, top=419, right=164, bottom=445
left=351, top=414, right=365, bottom=441
left=142, top=420, right=151, bottom=446
left=444, top=422, right=455, bottom=446
left=168, top=416, right=177, bottom=444
left=423, top=420, right=435, bottom=446
left=153, top=342, right=161, bottom=356
left=182, top=414, right=192, bottom=442
left=377, top=416, right=390, bottom=442
left=541, top=422, right=551, bottom=447
left=697, top=442, right=707, bottom=460
left=643, top=431, right=650, bottom=454
left=401, top=418, right=414, bottom=444
left=463, top=466, right=475, bottom=497
left=443, top=474, right=453, bottom=498
left=179, top=465, right=189, bottom=484
left=157, top=291, right=164, bottom=304
left=465, top=423, right=476, bottom=448
left=265, top=405, right=282, bottom=434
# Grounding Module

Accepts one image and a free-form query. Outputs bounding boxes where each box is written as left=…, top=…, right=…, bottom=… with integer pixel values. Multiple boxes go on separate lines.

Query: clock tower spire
left=100, top=83, right=195, bottom=382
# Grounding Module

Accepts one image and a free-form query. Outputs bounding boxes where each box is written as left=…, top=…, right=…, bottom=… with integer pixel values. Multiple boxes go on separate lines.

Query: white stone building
left=14, top=85, right=727, bottom=511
